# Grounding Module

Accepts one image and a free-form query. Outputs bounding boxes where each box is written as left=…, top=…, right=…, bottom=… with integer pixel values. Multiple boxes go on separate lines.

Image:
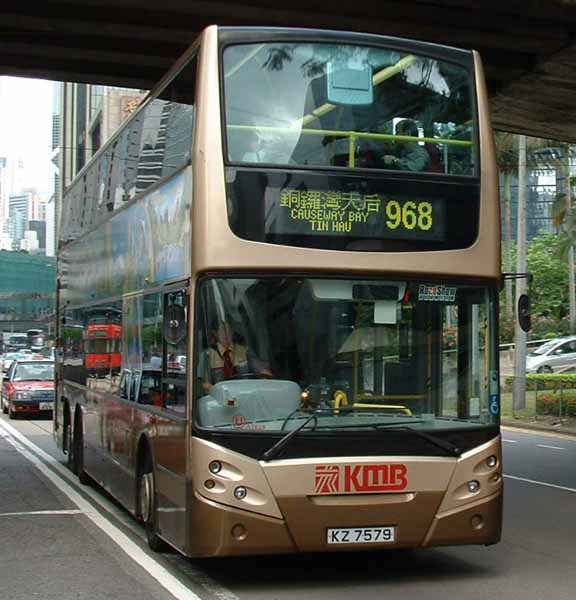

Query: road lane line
left=0, top=419, right=239, bottom=600
left=0, top=509, right=86, bottom=517
left=504, top=474, right=576, bottom=494
left=536, top=444, right=565, bottom=450
left=0, top=425, right=200, bottom=600
left=502, top=439, right=518, bottom=443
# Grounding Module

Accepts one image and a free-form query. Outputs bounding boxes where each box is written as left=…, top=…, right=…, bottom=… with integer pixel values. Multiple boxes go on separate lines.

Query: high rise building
left=8, top=190, right=30, bottom=248
left=0, top=157, right=7, bottom=224
left=20, top=230, right=39, bottom=253
left=28, top=220, right=46, bottom=252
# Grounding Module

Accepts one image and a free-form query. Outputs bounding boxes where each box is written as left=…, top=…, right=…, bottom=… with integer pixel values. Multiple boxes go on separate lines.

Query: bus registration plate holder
left=327, top=526, right=396, bottom=545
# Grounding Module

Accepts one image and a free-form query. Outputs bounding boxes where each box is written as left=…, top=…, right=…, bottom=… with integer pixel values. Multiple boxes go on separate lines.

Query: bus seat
left=198, top=379, right=301, bottom=428
left=384, top=361, right=420, bottom=396
left=425, top=143, right=444, bottom=173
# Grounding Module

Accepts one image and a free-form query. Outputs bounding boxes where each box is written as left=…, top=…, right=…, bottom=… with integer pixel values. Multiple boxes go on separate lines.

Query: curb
left=501, top=419, right=576, bottom=437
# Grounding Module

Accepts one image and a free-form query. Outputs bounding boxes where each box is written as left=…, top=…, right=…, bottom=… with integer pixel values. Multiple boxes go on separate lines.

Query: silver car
left=526, top=337, right=576, bottom=373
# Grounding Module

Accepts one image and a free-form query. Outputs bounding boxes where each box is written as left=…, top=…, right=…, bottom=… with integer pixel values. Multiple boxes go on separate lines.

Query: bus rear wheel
left=72, top=413, right=90, bottom=485
left=138, top=456, right=167, bottom=552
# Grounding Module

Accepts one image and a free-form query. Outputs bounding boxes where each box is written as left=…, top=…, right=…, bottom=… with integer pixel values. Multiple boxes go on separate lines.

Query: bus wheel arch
left=136, top=436, right=167, bottom=552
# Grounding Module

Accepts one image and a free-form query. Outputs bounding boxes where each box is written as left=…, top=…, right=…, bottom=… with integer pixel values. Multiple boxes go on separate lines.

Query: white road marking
left=502, top=439, right=518, bottom=443
left=0, top=419, right=239, bottom=600
left=0, top=509, right=86, bottom=517
left=536, top=444, right=565, bottom=450
left=504, top=474, right=576, bottom=494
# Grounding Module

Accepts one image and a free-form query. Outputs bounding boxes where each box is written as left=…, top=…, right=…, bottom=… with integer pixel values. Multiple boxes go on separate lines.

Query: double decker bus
left=55, top=26, right=502, bottom=557
left=83, top=308, right=122, bottom=377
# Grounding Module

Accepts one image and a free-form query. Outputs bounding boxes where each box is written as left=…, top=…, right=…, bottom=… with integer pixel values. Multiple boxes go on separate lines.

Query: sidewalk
left=499, top=350, right=576, bottom=436
left=501, top=417, right=576, bottom=437
left=0, top=425, right=174, bottom=600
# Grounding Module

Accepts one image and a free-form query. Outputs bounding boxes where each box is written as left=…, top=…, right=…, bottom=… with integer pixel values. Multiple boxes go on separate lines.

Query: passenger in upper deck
left=382, top=119, right=431, bottom=172
left=241, top=132, right=263, bottom=163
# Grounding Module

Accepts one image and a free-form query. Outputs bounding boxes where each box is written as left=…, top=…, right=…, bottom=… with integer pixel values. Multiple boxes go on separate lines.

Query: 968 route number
left=326, top=526, right=396, bottom=545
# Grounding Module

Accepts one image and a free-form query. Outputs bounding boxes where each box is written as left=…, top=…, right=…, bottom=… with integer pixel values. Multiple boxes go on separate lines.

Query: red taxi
left=1, top=360, right=54, bottom=419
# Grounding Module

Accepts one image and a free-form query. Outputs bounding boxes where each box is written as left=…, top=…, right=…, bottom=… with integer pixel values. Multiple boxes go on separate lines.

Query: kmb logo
left=314, top=463, right=408, bottom=494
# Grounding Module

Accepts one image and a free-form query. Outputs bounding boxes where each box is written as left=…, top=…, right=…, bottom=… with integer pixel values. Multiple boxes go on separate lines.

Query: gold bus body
left=55, top=25, right=502, bottom=557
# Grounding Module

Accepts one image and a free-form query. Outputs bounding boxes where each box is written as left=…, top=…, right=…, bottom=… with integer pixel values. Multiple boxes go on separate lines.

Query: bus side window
left=139, top=371, right=163, bottom=407
left=119, top=369, right=131, bottom=400
left=130, top=372, right=140, bottom=402
left=162, top=288, right=188, bottom=416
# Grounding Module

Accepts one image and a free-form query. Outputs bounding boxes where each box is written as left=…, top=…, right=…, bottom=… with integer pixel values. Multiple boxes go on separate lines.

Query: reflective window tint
left=60, top=57, right=196, bottom=243
left=62, top=308, right=86, bottom=386
left=195, top=277, right=498, bottom=433
left=223, top=43, right=474, bottom=175
left=140, top=293, right=163, bottom=407
left=163, top=290, right=188, bottom=415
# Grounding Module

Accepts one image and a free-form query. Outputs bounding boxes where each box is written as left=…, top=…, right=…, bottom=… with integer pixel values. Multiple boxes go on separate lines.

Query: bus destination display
left=265, top=187, right=446, bottom=241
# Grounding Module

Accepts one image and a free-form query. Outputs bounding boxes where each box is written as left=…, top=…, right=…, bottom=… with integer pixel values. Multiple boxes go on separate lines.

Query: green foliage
left=527, top=373, right=576, bottom=389
left=529, top=315, right=571, bottom=339
left=499, top=232, right=571, bottom=342
left=498, top=315, right=515, bottom=344
left=526, top=232, right=570, bottom=319
left=536, top=392, right=576, bottom=417
left=504, top=373, right=576, bottom=392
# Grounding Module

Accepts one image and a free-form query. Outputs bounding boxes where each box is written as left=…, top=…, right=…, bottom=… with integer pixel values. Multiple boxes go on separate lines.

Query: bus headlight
left=209, top=461, right=222, bottom=474
left=486, top=455, right=498, bottom=468
left=467, top=480, right=481, bottom=494
left=15, top=392, right=31, bottom=400
left=234, top=486, right=248, bottom=500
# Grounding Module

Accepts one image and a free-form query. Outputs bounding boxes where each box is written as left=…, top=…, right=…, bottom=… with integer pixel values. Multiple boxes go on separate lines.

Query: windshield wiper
left=262, top=414, right=318, bottom=461
left=378, top=425, right=462, bottom=457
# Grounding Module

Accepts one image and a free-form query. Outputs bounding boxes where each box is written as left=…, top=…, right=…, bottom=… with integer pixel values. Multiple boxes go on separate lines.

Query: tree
left=513, top=135, right=527, bottom=410
left=531, top=144, right=576, bottom=333
left=494, top=132, right=516, bottom=322
left=526, top=233, right=570, bottom=320
left=495, top=133, right=555, bottom=322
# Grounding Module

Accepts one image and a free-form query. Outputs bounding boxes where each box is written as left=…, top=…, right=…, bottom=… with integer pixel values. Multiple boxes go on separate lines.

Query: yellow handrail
left=298, top=55, right=418, bottom=127
left=352, top=403, right=413, bottom=416
left=333, top=390, right=413, bottom=416
left=333, top=390, right=349, bottom=415
left=226, top=124, right=472, bottom=147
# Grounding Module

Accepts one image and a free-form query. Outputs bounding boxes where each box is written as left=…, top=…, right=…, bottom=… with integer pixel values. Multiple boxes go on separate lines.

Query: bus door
left=152, top=287, right=189, bottom=549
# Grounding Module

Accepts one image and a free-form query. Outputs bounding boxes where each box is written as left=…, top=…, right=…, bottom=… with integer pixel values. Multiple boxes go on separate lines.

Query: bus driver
left=199, top=321, right=272, bottom=393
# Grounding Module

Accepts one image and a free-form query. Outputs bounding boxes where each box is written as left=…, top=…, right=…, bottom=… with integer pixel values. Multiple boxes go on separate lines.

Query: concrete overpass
left=2, top=1, right=576, bottom=141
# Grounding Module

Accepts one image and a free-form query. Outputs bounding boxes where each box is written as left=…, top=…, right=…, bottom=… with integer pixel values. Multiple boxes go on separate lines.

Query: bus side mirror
left=518, top=294, right=531, bottom=333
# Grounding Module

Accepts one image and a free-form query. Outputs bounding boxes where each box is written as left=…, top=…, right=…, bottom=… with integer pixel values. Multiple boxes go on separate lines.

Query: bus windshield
left=195, top=277, right=498, bottom=434
left=223, top=42, right=475, bottom=175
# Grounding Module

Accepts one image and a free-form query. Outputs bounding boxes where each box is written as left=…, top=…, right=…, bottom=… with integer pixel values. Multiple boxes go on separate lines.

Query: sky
left=0, top=77, right=55, bottom=199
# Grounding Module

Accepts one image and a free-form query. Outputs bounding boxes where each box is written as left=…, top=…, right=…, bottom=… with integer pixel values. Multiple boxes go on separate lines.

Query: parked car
left=1, top=360, right=54, bottom=419
left=526, top=337, right=576, bottom=373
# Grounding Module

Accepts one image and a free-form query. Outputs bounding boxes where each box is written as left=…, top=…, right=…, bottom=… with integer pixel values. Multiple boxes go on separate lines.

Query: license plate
left=327, top=526, right=396, bottom=545
left=40, top=402, right=53, bottom=410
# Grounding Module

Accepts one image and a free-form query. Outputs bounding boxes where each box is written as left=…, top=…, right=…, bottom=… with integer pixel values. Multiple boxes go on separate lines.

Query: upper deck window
left=223, top=42, right=475, bottom=175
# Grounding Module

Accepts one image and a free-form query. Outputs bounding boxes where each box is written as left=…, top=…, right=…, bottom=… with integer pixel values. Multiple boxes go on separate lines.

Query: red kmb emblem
left=315, top=465, right=340, bottom=494
left=315, top=463, right=408, bottom=494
